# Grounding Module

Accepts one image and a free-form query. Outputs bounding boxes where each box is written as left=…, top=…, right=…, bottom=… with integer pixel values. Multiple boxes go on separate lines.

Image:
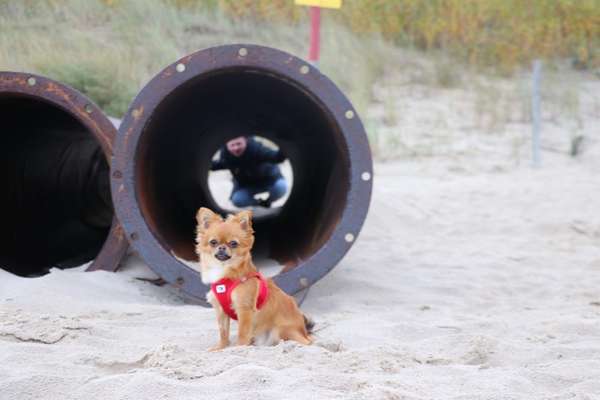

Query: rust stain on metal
left=44, top=82, right=72, bottom=104
left=115, top=224, right=124, bottom=241
left=131, top=105, right=144, bottom=120
left=0, top=75, right=28, bottom=88
left=121, top=124, right=136, bottom=155
left=44, top=81, right=113, bottom=154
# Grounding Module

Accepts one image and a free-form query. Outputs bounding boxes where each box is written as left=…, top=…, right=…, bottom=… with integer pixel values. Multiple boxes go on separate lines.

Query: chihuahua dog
left=195, top=207, right=313, bottom=351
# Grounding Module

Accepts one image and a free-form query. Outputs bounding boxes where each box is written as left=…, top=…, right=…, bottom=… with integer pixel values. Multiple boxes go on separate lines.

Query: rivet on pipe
left=344, top=233, right=355, bottom=243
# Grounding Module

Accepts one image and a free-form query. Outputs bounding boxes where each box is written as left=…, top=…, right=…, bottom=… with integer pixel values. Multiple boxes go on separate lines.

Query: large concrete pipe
left=0, top=72, right=128, bottom=276
left=112, top=45, right=372, bottom=302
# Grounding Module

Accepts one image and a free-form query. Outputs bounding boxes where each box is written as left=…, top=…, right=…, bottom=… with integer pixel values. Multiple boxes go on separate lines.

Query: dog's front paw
left=236, top=338, right=253, bottom=346
left=208, top=343, right=229, bottom=352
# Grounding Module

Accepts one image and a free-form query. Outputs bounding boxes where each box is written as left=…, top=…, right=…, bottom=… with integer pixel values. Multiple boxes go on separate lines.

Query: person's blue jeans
left=231, top=178, right=288, bottom=207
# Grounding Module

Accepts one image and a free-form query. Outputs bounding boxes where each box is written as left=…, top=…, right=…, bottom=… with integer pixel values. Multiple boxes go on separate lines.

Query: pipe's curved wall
left=112, top=45, right=373, bottom=302
left=0, top=72, right=128, bottom=276
left=136, top=69, right=350, bottom=265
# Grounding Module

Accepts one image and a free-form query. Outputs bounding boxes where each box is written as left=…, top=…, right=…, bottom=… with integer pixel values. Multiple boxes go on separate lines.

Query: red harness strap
left=210, top=272, right=269, bottom=320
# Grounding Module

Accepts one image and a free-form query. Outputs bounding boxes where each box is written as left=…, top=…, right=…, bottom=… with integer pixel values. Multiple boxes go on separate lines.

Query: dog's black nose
left=217, top=245, right=227, bottom=252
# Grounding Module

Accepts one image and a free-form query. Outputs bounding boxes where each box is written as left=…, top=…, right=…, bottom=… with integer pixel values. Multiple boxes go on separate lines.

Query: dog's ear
left=196, top=207, right=221, bottom=232
left=237, top=210, right=253, bottom=232
left=227, top=210, right=253, bottom=232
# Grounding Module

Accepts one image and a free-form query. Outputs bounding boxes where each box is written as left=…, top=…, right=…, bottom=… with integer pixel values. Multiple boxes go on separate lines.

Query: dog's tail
left=303, top=314, right=315, bottom=334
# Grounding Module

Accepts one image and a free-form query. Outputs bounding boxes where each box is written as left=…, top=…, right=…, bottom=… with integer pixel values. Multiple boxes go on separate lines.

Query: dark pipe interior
left=136, top=67, right=350, bottom=269
left=0, top=96, right=113, bottom=276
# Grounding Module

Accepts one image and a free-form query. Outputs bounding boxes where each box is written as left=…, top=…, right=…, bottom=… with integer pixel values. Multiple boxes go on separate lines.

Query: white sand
left=2, top=74, right=600, bottom=399
left=2, top=151, right=600, bottom=399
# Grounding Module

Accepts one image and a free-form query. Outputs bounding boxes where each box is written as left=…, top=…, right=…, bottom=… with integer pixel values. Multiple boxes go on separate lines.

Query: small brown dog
left=195, top=207, right=313, bottom=350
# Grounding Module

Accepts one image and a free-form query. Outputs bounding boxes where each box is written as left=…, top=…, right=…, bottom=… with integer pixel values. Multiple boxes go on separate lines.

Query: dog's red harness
left=210, top=272, right=269, bottom=320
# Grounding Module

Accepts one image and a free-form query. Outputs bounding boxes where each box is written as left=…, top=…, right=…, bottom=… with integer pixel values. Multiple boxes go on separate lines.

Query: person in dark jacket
left=211, top=136, right=287, bottom=208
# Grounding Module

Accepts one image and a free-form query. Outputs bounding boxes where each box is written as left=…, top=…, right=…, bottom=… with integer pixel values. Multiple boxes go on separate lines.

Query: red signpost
left=309, top=6, right=321, bottom=63
left=295, top=0, right=342, bottom=65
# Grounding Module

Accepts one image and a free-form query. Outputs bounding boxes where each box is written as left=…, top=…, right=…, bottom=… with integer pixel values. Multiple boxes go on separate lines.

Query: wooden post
left=531, top=60, right=542, bottom=168
left=308, top=6, right=321, bottom=65
left=295, top=0, right=343, bottom=65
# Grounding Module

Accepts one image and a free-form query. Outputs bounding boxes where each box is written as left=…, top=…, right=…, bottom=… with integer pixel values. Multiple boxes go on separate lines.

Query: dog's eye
left=228, top=240, right=238, bottom=248
left=209, top=239, right=218, bottom=247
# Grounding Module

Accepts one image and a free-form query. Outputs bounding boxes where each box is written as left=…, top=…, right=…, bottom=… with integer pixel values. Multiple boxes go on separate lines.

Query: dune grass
left=0, top=0, right=388, bottom=117
left=217, top=0, right=600, bottom=73
left=1, top=0, right=596, bottom=161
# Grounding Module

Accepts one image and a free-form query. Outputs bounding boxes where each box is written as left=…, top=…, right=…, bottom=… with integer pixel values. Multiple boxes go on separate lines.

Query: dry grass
left=215, top=0, right=600, bottom=73
left=0, top=0, right=388, bottom=117
left=1, top=0, right=597, bottom=162
left=363, top=47, right=597, bottom=161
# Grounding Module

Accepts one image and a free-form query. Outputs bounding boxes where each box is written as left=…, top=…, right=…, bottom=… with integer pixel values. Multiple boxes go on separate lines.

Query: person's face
left=226, top=136, right=247, bottom=157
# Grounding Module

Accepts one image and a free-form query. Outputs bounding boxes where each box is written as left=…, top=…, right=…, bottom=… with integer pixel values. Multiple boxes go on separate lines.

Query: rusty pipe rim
left=0, top=71, right=128, bottom=273
left=111, top=44, right=373, bottom=301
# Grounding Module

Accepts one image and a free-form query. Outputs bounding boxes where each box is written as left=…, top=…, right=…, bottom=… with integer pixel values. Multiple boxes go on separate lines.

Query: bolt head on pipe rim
left=111, top=44, right=373, bottom=303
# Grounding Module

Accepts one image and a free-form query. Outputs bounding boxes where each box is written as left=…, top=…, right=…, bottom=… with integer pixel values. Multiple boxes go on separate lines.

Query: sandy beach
left=2, top=137, right=600, bottom=399
left=1, top=0, right=600, bottom=397
left=2, top=58, right=600, bottom=400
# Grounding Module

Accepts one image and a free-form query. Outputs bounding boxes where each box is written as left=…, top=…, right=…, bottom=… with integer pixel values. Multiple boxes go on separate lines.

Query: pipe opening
left=135, top=67, right=350, bottom=272
left=0, top=95, right=113, bottom=276
left=207, top=136, right=294, bottom=211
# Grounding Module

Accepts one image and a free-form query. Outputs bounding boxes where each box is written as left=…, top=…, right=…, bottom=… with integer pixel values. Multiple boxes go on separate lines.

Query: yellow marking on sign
left=295, top=0, right=342, bottom=9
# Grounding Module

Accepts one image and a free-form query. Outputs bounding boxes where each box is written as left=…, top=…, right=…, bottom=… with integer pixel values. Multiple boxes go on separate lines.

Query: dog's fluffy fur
left=195, top=207, right=313, bottom=350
